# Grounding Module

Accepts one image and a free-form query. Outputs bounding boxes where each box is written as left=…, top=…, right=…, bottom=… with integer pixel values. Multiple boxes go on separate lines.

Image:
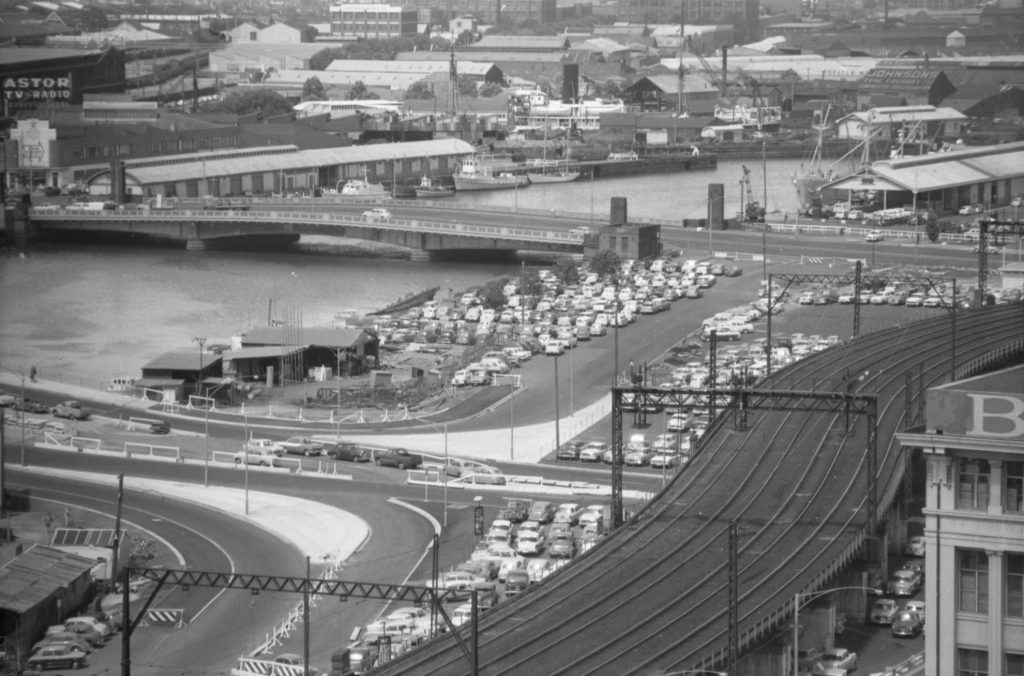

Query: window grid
left=958, top=458, right=990, bottom=510
left=959, top=549, right=989, bottom=614
left=1007, top=461, right=1023, bottom=513
left=1009, top=554, right=1023, bottom=619
left=959, top=647, right=988, bottom=676
left=1007, top=652, right=1024, bottom=676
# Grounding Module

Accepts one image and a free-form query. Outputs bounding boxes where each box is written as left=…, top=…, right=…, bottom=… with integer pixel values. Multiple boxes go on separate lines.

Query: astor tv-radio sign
left=927, top=367, right=1024, bottom=441
left=2, top=74, right=72, bottom=114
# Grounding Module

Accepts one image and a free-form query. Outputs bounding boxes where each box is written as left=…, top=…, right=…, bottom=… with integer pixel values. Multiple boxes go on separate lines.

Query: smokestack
left=720, top=45, right=728, bottom=100
left=562, top=63, right=579, bottom=103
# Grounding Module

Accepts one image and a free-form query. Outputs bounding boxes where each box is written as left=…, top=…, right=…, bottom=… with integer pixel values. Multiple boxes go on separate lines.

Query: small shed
left=241, top=326, right=380, bottom=378
left=0, top=544, right=95, bottom=665
left=138, top=351, right=224, bottom=403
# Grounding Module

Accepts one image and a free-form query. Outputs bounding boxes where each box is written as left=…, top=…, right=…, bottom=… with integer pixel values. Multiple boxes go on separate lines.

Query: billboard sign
left=10, top=118, right=56, bottom=168
left=927, top=389, right=1024, bottom=440
left=3, top=73, right=72, bottom=115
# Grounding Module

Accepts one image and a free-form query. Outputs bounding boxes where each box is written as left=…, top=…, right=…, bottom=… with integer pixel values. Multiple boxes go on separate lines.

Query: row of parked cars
left=27, top=614, right=117, bottom=671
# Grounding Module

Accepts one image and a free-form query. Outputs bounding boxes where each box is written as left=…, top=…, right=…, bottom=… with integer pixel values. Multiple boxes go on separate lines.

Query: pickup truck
left=374, top=447, right=423, bottom=469
left=52, top=400, right=89, bottom=420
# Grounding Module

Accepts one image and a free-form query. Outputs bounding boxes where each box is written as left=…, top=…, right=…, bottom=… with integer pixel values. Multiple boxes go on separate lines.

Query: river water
left=0, top=157, right=813, bottom=389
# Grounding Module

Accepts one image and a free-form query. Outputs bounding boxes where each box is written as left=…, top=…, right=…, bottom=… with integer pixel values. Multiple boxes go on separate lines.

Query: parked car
left=374, top=448, right=423, bottom=469
left=891, top=610, right=924, bottom=638
left=244, top=438, right=284, bottom=455
left=32, top=633, right=93, bottom=656
left=818, top=647, right=857, bottom=672
left=578, top=441, right=608, bottom=462
left=232, top=447, right=282, bottom=467
left=527, top=501, right=555, bottom=524
left=505, top=569, right=531, bottom=596
left=499, top=499, right=530, bottom=523
left=52, top=400, right=88, bottom=420
left=871, top=598, right=899, bottom=624
left=515, top=530, right=545, bottom=556
left=888, top=568, right=922, bottom=596
left=547, top=532, right=576, bottom=558
left=905, top=535, right=926, bottom=557
left=26, top=644, right=88, bottom=670
left=278, top=436, right=324, bottom=456
left=15, top=398, right=50, bottom=414
left=556, top=441, right=585, bottom=461
left=326, top=442, right=371, bottom=462
left=865, top=229, right=884, bottom=242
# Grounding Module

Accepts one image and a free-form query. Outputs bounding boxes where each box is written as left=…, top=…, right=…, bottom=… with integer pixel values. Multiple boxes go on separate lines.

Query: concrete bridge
left=26, top=207, right=586, bottom=260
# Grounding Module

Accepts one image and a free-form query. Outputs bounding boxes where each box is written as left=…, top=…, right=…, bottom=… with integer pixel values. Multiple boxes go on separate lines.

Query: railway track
left=373, top=303, right=1024, bottom=675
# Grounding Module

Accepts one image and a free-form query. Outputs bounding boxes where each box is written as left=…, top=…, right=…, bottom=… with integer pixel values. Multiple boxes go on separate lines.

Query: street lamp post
left=792, top=586, right=872, bottom=676
left=417, top=418, right=449, bottom=527
left=192, top=337, right=206, bottom=399
left=193, top=337, right=209, bottom=486
left=553, top=353, right=561, bottom=450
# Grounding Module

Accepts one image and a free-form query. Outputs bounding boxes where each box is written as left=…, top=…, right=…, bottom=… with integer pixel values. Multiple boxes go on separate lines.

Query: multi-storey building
left=897, top=363, right=1024, bottom=676
left=329, top=3, right=417, bottom=38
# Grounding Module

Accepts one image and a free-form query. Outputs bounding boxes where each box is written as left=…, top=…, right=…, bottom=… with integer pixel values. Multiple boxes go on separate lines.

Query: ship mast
left=677, top=1, right=685, bottom=115
left=447, top=1, right=458, bottom=117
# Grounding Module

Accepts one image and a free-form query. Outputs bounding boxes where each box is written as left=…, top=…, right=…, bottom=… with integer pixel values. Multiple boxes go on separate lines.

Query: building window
left=1007, top=653, right=1024, bottom=676
left=958, top=459, right=990, bottom=510
left=72, top=148, right=83, bottom=160
left=86, top=147, right=98, bottom=159
left=959, top=648, right=988, bottom=676
left=959, top=549, right=989, bottom=614
left=118, top=144, right=131, bottom=156
left=1009, top=554, right=1024, bottom=619
left=1007, top=462, right=1023, bottom=513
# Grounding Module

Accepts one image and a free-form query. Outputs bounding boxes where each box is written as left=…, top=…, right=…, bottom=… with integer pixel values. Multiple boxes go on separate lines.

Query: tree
left=521, top=271, right=544, bottom=299
left=457, top=75, right=478, bottom=98
left=925, top=214, right=940, bottom=242
left=588, top=249, right=621, bottom=278
left=207, top=89, right=294, bottom=118
left=479, top=279, right=509, bottom=310
left=347, top=81, right=378, bottom=100
left=302, top=76, right=327, bottom=101
left=405, top=81, right=435, bottom=100
left=551, top=258, right=580, bottom=285
left=478, top=82, right=503, bottom=97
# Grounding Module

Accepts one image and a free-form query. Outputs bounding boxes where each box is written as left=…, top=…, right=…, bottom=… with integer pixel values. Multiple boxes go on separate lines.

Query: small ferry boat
left=339, top=178, right=389, bottom=197
left=414, top=175, right=455, bottom=198
left=452, top=156, right=528, bottom=192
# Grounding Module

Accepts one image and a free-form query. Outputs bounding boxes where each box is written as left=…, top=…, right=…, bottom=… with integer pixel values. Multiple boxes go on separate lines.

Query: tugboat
left=452, top=155, right=528, bottom=192
left=339, top=177, right=389, bottom=197
left=414, top=175, right=455, bottom=198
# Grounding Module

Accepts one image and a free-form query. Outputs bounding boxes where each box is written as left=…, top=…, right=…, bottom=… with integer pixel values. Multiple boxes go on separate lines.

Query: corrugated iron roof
left=243, top=326, right=369, bottom=348
left=824, top=141, right=1024, bottom=193
left=222, top=346, right=303, bottom=359
left=126, top=139, right=476, bottom=185
left=141, top=352, right=219, bottom=370
left=325, top=59, right=496, bottom=76
left=0, top=544, right=94, bottom=613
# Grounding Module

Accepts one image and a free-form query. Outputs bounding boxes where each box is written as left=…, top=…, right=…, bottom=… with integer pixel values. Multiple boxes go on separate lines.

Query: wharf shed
left=623, top=73, right=719, bottom=114
left=821, top=141, right=1024, bottom=216
left=856, top=67, right=956, bottom=108
left=323, top=59, right=504, bottom=86
left=0, top=545, right=95, bottom=667
left=138, top=351, right=224, bottom=400
left=207, top=43, right=328, bottom=74
left=396, top=50, right=567, bottom=85
left=240, top=326, right=380, bottom=378
left=835, top=105, right=968, bottom=144
left=114, top=139, right=476, bottom=197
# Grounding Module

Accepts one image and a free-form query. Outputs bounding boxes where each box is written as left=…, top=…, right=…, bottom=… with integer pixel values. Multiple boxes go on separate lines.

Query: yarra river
left=0, top=157, right=816, bottom=389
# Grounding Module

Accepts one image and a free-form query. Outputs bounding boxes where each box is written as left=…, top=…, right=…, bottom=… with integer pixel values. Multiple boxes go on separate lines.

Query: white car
left=865, top=229, right=884, bottom=242
left=515, top=531, right=545, bottom=556
left=362, top=207, right=391, bottom=221
left=451, top=369, right=470, bottom=386
left=544, top=341, right=565, bottom=356
left=579, top=441, right=608, bottom=462
left=871, top=598, right=899, bottom=624
left=817, top=647, right=857, bottom=672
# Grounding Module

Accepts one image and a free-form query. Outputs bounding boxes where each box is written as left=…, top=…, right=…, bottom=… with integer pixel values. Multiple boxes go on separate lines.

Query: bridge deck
left=372, top=304, right=1024, bottom=675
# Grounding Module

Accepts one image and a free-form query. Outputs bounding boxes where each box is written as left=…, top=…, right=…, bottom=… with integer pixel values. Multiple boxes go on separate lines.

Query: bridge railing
left=30, top=208, right=587, bottom=246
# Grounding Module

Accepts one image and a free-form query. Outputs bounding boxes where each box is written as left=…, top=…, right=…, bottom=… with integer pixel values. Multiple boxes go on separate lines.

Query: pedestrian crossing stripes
left=801, top=256, right=824, bottom=264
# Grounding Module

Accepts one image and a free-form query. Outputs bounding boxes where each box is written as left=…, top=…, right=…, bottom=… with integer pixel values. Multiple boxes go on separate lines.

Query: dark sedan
left=326, top=442, right=371, bottom=462
left=15, top=399, right=50, bottom=414
left=891, top=610, right=924, bottom=638
left=547, top=533, right=576, bottom=559
left=556, top=441, right=584, bottom=461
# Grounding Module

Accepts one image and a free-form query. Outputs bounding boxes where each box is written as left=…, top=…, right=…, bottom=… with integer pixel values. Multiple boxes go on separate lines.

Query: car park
left=278, top=436, right=324, bottom=456
left=891, top=610, right=924, bottom=638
